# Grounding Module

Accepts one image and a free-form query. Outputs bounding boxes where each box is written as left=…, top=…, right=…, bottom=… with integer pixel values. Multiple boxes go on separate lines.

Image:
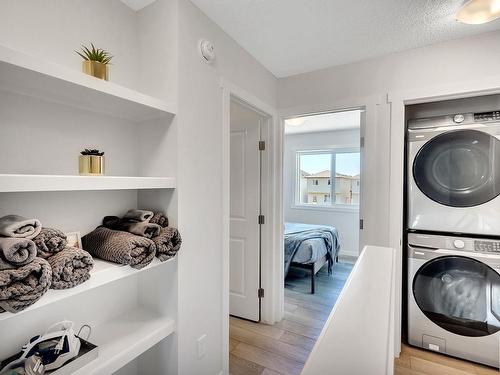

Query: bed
left=284, top=222, right=340, bottom=294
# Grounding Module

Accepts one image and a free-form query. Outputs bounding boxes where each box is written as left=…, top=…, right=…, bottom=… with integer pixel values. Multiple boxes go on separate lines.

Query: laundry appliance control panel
left=474, top=240, right=500, bottom=253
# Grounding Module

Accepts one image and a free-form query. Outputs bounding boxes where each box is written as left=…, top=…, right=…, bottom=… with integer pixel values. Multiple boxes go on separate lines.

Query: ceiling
left=284, top=110, right=361, bottom=135
left=190, top=0, right=500, bottom=78
left=120, top=0, right=157, bottom=11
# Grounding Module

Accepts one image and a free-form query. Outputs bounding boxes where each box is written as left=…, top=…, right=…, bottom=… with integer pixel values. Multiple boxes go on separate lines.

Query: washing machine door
left=413, top=129, right=500, bottom=207
left=413, top=255, right=500, bottom=337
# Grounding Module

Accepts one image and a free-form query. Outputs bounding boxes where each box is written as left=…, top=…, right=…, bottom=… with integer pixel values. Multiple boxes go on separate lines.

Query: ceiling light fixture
left=456, top=0, right=500, bottom=24
left=285, top=118, right=306, bottom=126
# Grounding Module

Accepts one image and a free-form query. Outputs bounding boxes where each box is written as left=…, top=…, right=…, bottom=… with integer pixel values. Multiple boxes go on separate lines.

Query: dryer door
left=413, top=255, right=500, bottom=337
left=413, top=129, right=500, bottom=207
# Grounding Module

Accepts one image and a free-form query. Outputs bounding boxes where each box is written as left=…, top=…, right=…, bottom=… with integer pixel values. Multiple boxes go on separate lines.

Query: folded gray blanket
left=123, top=209, right=154, bottom=222
left=149, top=212, right=169, bottom=228
left=0, top=257, right=52, bottom=313
left=0, top=215, right=42, bottom=239
left=48, top=246, right=94, bottom=289
left=0, top=238, right=37, bottom=270
left=102, top=216, right=161, bottom=239
left=152, top=227, right=182, bottom=261
left=82, top=227, right=156, bottom=269
left=33, top=228, right=67, bottom=258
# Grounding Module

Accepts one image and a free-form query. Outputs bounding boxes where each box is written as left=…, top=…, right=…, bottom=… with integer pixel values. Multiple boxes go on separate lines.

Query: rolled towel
left=0, top=257, right=52, bottom=313
left=48, top=246, right=94, bottom=289
left=149, top=212, right=169, bottom=228
left=102, top=216, right=161, bottom=239
left=122, top=209, right=154, bottom=222
left=82, top=227, right=156, bottom=269
left=152, top=227, right=182, bottom=261
left=0, top=215, right=42, bottom=239
left=33, top=228, right=67, bottom=258
left=0, top=238, right=37, bottom=270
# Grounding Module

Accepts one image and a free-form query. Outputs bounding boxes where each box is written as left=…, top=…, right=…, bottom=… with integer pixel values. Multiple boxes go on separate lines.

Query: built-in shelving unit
left=0, top=2, right=179, bottom=374
left=0, top=174, right=176, bottom=192
left=0, top=258, right=174, bottom=322
left=0, top=44, right=177, bottom=122
left=72, top=309, right=175, bottom=375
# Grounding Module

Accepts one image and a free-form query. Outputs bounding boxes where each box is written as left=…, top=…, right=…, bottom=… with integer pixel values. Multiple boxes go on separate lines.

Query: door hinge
left=359, top=219, right=364, bottom=230
left=360, top=137, right=365, bottom=148
left=258, top=288, right=264, bottom=298
left=259, top=140, right=266, bottom=151
left=258, top=214, right=265, bottom=225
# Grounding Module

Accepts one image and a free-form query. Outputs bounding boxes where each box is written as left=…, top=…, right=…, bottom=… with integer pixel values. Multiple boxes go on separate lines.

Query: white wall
left=176, top=1, right=277, bottom=374
left=284, top=129, right=360, bottom=257
left=278, top=29, right=500, bottom=249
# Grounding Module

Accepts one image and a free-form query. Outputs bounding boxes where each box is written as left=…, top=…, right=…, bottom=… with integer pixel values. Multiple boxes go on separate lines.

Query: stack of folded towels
left=83, top=209, right=182, bottom=269
left=0, top=215, right=94, bottom=313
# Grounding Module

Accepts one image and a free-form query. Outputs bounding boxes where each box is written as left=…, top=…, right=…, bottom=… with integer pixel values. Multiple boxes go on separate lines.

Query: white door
left=229, top=100, right=262, bottom=321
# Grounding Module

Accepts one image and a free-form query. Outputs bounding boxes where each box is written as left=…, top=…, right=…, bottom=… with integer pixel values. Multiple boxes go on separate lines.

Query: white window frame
left=294, top=147, right=360, bottom=211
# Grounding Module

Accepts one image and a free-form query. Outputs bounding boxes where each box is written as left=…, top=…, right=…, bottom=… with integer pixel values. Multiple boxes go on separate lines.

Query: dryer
left=407, top=111, right=500, bottom=235
left=408, top=232, right=500, bottom=367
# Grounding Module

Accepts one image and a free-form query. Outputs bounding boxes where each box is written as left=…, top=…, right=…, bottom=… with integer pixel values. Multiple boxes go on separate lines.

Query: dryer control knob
left=453, top=114, right=465, bottom=123
left=454, top=239, right=465, bottom=249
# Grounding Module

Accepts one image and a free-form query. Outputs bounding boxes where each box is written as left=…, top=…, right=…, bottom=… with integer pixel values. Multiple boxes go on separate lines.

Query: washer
left=407, top=111, right=500, bottom=235
left=408, top=232, right=500, bottom=367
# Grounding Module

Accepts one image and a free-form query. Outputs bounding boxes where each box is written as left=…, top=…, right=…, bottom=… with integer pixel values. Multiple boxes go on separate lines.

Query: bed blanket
left=284, top=223, right=340, bottom=277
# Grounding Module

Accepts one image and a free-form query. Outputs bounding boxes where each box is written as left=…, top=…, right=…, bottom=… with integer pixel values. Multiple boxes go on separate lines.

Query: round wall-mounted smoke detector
left=200, top=40, right=216, bottom=63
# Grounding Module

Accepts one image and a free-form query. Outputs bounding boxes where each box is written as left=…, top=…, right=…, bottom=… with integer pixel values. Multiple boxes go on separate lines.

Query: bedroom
left=282, top=110, right=361, bottom=300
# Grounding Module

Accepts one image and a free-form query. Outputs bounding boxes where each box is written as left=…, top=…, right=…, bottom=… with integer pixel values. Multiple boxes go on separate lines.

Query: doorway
left=229, top=98, right=268, bottom=322
left=282, top=109, right=362, bottom=322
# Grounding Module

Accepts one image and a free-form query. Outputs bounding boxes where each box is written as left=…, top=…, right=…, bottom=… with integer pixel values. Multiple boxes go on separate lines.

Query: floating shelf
left=72, top=308, right=175, bottom=375
left=0, top=174, right=176, bottom=192
left=0, top=257, right=175, bottom=322
left=0, top=44, right=176, bottom=121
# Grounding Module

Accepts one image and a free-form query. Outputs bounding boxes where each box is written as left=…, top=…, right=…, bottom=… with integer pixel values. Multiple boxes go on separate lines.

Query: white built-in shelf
left=0, top=174, right=176, bottom=192
left=73, top=308, right=175, bottom=375
left=0, top=257, right=175, bottom=322
left=0, top=44, right=176, bottom=121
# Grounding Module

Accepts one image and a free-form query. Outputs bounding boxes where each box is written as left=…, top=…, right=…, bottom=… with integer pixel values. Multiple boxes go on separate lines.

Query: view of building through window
left=297, top=151, right=360, bottom=206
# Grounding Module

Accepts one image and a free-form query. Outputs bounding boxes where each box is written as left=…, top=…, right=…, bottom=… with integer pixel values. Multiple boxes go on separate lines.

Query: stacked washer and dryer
left=407, top=111, right=500, bottom=367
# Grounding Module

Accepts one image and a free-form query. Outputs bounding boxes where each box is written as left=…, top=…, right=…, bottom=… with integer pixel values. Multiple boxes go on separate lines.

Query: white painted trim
left=387, top=73, right=500, bottom=358
left=220, top=78, right=280, bottom=374
left=290, top=204, right=359, bottom=213
left=279, top=95, right=380, bottom=315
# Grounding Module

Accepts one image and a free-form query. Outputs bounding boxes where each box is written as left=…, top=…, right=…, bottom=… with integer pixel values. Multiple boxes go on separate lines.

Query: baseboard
left=338, top=252, right=358, bottom=263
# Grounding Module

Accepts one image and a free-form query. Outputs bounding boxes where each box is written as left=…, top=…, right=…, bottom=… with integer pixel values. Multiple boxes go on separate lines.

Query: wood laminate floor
left=229, top=262, right=500, bottom=375
left=395, top=343, right=499, bottom=375
left=229, top=262, right=353, bottom=375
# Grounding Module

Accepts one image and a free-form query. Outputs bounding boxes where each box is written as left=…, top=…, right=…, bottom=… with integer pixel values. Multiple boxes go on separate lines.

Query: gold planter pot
left=79, top=155, right=104, bottom=175
left=82, top=61, right=108, bottom=80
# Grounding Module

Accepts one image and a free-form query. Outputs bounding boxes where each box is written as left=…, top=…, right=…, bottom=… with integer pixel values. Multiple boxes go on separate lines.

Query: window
left=296, top=150, right=360, bottom=207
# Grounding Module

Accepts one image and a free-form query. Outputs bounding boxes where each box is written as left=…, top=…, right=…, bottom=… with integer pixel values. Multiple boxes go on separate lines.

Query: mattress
left=284, top=222, right=337, bottom=264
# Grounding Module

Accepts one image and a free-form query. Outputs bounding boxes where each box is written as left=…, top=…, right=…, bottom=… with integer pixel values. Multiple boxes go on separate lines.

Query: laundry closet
left=404, top=94, right=500, bottom=368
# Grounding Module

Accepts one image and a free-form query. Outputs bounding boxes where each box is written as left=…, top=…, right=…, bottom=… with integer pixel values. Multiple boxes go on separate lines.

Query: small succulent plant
left=81, top=149, right=105, bottom=156
left=76, top=43, right=113, bottom=64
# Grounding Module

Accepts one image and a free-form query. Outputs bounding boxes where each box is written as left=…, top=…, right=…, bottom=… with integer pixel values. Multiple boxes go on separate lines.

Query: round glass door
left=413, top=130, right=500, bottom=207
left=413, top=256, right=500, bottom=337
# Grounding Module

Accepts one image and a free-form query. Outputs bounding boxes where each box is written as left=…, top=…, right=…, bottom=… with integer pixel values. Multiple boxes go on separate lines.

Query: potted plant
left=79, top=149, right=105, bottom=175
left=76, top=43, right=113, bottom=80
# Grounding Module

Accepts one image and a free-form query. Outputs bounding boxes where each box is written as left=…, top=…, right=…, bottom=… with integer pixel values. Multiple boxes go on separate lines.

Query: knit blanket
left=33, top=228, right=68, bottom=258
left=149, top=212, right=169, bottom=228
left=0, top=215, right=42, bottom=239
left=0, top=257, right=52, bottom=313
left=0, top=238, right=37, bottom=270
left=102, top=216, right=161, bottom=239
left=123, top=209, right=154, bottom=222
left=48, top=246, right=94, bottom=289
left=82, top=227, right=156, bottom=269
left=152, top=227, right=182, bottom=261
